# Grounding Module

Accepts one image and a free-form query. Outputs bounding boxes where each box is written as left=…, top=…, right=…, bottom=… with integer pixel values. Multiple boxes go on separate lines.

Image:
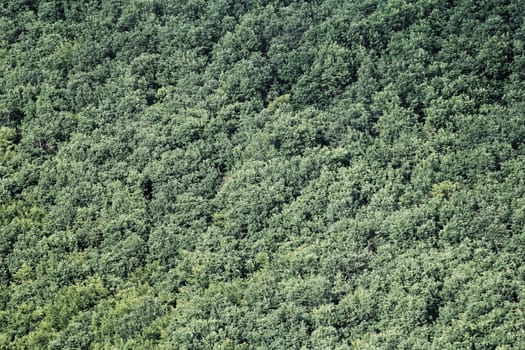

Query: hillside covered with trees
left=1, top=0, right=524, bottom=348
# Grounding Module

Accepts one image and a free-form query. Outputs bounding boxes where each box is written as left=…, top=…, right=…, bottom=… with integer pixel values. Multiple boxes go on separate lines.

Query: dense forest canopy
left=1, top=0, right=524, bottom=348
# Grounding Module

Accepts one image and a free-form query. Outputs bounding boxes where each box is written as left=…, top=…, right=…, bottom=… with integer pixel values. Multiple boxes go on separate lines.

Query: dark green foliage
left=1, top=0, right=524, bottom=348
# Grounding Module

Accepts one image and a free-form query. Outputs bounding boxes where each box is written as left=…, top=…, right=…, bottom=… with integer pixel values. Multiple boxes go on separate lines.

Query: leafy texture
left=1, top=0, right=524, bottom=348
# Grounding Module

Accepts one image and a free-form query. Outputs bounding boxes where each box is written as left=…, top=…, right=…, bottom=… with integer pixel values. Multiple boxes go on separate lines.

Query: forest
left=1, top=0, right=524, bottom=348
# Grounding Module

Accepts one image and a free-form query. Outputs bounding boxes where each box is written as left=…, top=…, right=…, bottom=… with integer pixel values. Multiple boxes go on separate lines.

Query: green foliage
left=1, top=0, right=524, bottom=348
left=431, top=180, right=458, bottom=200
